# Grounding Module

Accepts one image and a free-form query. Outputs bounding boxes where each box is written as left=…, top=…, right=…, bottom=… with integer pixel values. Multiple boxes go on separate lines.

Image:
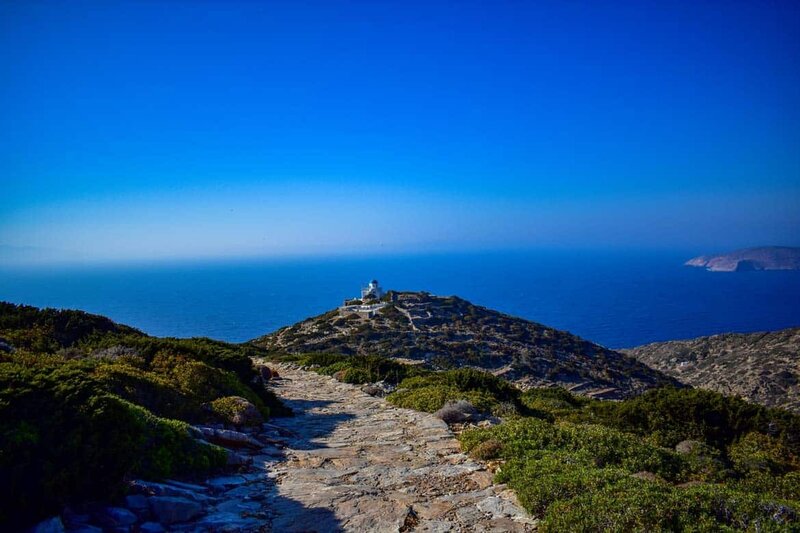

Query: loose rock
left=147, top=496, right=203, bottom=525
left=92, top=507, right=137, bottom=528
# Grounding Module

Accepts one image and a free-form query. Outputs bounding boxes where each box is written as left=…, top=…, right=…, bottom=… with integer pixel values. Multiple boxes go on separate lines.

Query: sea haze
left=1, top=250, right=798, bottom=349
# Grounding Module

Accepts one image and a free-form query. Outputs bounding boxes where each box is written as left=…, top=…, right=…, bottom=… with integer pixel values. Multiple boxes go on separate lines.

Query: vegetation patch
left=458, top=390, right=800, bottom=531
left=296, top=352, right=429, bottom=385
left=0, top=303, right=287, bottom=529
left=0, top=360, right=226, bottom=529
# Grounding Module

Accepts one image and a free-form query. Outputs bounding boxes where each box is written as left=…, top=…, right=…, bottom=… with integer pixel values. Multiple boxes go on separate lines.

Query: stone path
left=262, top=364, right=536, bottom=532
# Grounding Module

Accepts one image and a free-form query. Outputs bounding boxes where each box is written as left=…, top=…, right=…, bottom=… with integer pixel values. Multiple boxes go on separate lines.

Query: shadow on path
left=261, top=392, right=356, bottom=531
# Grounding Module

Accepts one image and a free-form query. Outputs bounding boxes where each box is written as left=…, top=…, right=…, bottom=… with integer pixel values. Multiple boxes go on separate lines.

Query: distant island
left=685, top=246, right=800, bottom=272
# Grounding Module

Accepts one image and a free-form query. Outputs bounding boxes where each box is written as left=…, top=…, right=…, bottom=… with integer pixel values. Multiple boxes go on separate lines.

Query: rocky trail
left=259, top=364, right=536, bottom=532
left=49, top=364, right=536, bottom=532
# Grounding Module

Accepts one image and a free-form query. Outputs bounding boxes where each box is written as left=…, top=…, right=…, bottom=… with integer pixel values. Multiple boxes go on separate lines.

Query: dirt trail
left=261, top=364, right=536, bottom=532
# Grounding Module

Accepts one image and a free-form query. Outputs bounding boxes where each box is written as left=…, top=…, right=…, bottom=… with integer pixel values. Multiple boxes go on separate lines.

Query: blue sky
left=1, top=0, right=798, bottom=263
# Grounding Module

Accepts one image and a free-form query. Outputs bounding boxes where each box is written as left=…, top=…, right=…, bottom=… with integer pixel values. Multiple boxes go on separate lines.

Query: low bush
left=459, top=403, right=800, bottom=530
left=0, top=302, right=141, bottom=353
left=399, top=368, right=519, bottom=403
left=728, top=431, right=799, bottom=475
left=520, top=386, right=588, bottom=416
left=301, top=353, right=428, bottom=385
left=734, top=471, right=800, bottom=502
left=0, top=361, right=226, bottom=529
left=585, top=387, right=800, bottom=455
left=499, top=454, right=631, bottom=517
left=469, top=438, right=503, bottom=460
left=388, top=385, right=497, bottom=413
left=300, top=352, right=350, bottom=368
left=460, top=418, right=686, bottom=481
left=542, top=480, right=797, bottom=532
left=0, top=303, right=290, bottom=529
left=385, top=366, right=538, bottom=417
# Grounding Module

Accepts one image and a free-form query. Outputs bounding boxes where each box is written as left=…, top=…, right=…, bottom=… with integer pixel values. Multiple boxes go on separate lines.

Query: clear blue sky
left=1, top=0, right=798, bottom=263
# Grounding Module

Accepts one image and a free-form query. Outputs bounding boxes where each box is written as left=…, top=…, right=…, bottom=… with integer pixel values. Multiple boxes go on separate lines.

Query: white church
left=339, top=279, right=388, bottom=318
left=360, top=279, right=385, bottom=300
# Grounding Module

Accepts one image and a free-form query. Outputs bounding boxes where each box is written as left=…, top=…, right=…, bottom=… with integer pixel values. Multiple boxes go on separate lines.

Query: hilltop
left=685, top=246, right=800, bottom=272
left=252, top=291, right=679, bottom=399
left=626, top=327, right=800, bottom=413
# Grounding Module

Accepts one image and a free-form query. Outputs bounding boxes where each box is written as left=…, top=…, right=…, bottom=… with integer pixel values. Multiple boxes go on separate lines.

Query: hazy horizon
left=2, top=1, right=799, bottom=264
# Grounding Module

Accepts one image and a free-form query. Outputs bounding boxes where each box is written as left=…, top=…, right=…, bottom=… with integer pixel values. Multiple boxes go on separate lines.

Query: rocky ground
left=626, top=327, right=800, bottom=413
left=37, top=364, right=536, bottom=532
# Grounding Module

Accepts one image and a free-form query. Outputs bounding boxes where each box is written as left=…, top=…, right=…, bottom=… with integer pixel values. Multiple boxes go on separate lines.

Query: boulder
left=139, top=523, right=166, bottom=533
left=205, top=475, right=250, bottom=490
left=147, top=496, right=203, bottom=525
left=125, top=494, right=149, bottom=511
left=194, top=427, right=264, bottom=449
left=675, top=440, right=703, bottom=455
left=93, top=506, right=138, bottom=528
left=434, top=400, right=477, bottom=424
left=30, top=516, right=65, bottom=533
left=61, top=508, right=91, bottom=529
left=256, top=365, right=272, bottom=381
left=191, top=512, right=263, bottom=532
left=208, top=396, right=264, bottom=427
left=128, top=480, right=209, bottom=502
left=226, top=449, right=253, bottom=467
left=163, top=480, right=208, bottom=493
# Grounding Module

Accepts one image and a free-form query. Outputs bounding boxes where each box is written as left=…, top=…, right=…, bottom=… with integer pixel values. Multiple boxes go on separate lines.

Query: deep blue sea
left=1, top=250, right=798, bottom=349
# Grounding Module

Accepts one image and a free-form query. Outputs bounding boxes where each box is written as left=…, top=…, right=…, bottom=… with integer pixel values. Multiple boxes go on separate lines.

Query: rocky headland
left=685, top=246, right=800, bottom=272
left=253, top=291, right=680, bottom=399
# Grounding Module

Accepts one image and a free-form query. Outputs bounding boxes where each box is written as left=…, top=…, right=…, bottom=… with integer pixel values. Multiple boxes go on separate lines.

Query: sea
left=1, top=250, right=798, bottom=349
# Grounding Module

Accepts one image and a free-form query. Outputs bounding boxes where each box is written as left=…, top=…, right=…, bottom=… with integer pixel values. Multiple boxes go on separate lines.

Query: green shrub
left=520, top=386, right=589, bottom=416
left=152, top=353, right=270, bottom=418
left=735, top=471, right=800, bottom=502
left=460, top=418, right=686, bottom=481
left=300, top=352, right=350, bottom=368
left=542, top=480, right=797, bottom=532
left=469, top=438, right=504, bottom=460
left=339, top=367, right=374, bottom=384
left=679, top=441, right=729, bottom=482
left=729, top=432, right=799, bottom=475
left=388, top=386, right=497, bottom=413
left=586, top=387, right=800, bottom=455
left=303, top=353, right=429, bottom=385
left=317, top=361, right=351, bottom=376
left=399, top=368, right=518, bottom=402
left=0, top=302, right=141, bottom=353
left=0, top=361, right=225, bottom=529
left=92, top=361, right=202, bottom=422
left=86, top=335, right=262, bottom=386
left=498, top=454, right=631, bottom=516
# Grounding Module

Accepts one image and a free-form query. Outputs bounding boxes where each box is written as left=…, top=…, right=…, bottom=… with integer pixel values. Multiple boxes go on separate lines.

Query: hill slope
left=685, top=246, right=800, bottom=272
left=252, top=291, right=679, bottom=398
left=626, top=327, right=800, bottom=412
